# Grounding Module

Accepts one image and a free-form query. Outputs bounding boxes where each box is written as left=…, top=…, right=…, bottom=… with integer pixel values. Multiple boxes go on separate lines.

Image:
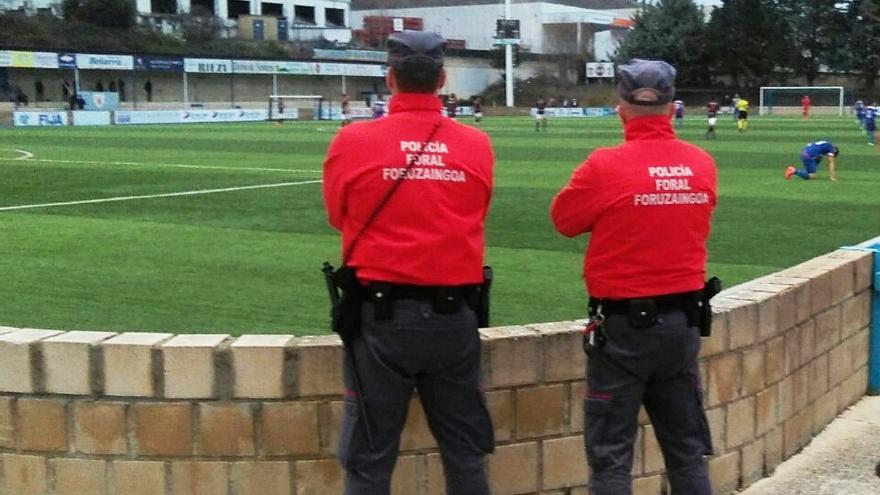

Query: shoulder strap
left=342, top=119, right=443, bottom=266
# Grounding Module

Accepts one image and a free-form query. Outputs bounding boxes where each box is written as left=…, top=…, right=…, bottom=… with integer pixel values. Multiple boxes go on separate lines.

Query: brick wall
left=0, top=248, right=873, bottom=495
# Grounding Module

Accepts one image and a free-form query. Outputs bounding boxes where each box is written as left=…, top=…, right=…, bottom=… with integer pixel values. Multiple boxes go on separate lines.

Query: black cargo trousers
left=585, top=308, right=714, bottom=495
left=337, top=297, right=495, bottom=495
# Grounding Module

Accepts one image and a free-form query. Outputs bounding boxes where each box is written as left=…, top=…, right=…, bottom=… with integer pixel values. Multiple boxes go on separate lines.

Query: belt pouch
left=627, top=299, right=658, bottom=329
left=432, top=287, right=462, bottom=314
left=370, top=283, right=394, bottom=321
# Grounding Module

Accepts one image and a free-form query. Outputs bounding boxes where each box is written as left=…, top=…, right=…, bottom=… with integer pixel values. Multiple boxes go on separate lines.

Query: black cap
left=616, top=59, right=676, bottom=106
left=387, top=31, right=446, bottom=70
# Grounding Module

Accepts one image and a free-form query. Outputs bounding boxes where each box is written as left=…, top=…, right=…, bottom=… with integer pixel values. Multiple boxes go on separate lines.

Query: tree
left=703, top=0, right=789, bottom=87
left=614, top=0, right=709, bottom=85
left=774, top=0, right=848, bottom=86
left=837, top=0, right=880, bottom=90
left=178, top=5, right=224, bottom=42
left=62, top=0, right=134, bottom=29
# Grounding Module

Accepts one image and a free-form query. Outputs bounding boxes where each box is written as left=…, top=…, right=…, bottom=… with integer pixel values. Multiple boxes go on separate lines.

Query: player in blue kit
left=855, top=100, right=866, bottom=129
left=785, top=140, right=839, bottom=181
left=864, top=104, right=877, bottom=145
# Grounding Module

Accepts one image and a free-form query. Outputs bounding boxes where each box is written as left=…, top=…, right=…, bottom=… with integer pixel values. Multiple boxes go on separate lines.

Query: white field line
left=0, top=180, right=323, bottom=212
left=0, top=149, right=34, bottom=160
left=0, top=156, right=320, bottom=174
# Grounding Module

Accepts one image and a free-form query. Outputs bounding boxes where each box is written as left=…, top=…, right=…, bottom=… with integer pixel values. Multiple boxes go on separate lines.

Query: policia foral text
left=322, top=31, right=495, bottom=495
left=551, top=59, right=721, bottom=495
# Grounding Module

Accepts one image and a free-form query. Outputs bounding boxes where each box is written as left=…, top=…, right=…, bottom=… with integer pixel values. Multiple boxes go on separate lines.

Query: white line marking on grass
left=0, top=149, right=34, bottom=160
left=0, top=156, right=320, bottom=174
left=0, top=180, right=323, bottom=212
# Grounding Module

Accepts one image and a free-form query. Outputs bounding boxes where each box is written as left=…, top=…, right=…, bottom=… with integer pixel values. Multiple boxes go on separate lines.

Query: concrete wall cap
left=231, top=335, right=295, bottom=348
left=44, top=331, right=117, bottom=344
left=0, top=328, right=64, bottom=343
left=479, top=326, right=540, bottom=340
left=525, top=321, right=583, bottom=335
left=162, top=334, right=229, bottom=347
left=103, top=332, right=174, bottom=346
left=296, top=335, right=342, bottom=347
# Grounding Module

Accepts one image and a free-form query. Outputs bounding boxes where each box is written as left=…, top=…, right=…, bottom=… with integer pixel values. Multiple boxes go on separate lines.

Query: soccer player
left=731, top=93, right=740, bottom=122
left=446, top=93, right=458, bottom=119
left=855, top=100, right=866, bottom=129
left=371, top=94, right=387, bottom=119
left=340, top=93, right=352, bottom=127
left=736, top=97, right=750, bottom=132
left=472, top=96, right=483, bottom=122
left=673, top=99, right=685, bottom=129
left=785, top=140, right=839, bottom=181
left=705, top=97, right=719, bottom=139
left=801, top=95, right=811, bottom=120
left=535, top=96, right=548, bottom=132
left=864, top=103, right=877, bottom=146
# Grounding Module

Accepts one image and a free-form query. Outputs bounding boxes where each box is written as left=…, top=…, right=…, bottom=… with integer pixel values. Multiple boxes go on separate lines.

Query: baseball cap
left=387, top=31, right=446, bottom=70
left=616, top=59, right=676, bottom=106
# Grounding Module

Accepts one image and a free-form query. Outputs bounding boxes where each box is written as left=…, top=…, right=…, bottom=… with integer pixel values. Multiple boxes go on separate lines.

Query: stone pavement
left=738, top=396, right=880, bottom=495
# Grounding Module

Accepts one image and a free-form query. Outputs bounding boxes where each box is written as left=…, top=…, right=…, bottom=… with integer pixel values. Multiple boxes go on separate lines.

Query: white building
left=350, top=0, right=637, bottom=58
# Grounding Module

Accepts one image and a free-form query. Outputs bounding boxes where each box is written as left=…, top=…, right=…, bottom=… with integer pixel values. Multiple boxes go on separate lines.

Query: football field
left=1, top=115, right=878, bottom=336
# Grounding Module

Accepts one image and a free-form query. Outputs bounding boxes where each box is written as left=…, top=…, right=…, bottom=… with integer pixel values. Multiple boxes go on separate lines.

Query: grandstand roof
left=352, top=0, right=639, bottom=10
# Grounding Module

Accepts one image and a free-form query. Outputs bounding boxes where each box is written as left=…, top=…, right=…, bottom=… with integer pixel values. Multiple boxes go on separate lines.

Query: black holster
left=687, top=277, right=722, bottom=337
left=323, top=263, right=363, bottom=341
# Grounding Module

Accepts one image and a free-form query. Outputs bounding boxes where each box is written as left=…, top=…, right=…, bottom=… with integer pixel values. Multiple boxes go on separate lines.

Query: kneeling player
left=785, top=140, right=838, bottom=181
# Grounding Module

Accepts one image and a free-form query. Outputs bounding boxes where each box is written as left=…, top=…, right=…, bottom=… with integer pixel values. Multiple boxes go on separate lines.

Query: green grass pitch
left=0, top=115, right=878, bottom=336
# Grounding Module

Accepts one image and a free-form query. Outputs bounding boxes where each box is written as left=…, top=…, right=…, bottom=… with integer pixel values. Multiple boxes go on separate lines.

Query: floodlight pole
left=504, top=0, right=514, bottom=107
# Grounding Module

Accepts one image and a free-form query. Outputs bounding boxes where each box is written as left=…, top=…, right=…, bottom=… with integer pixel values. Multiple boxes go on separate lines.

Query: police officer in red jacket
left=551, top=59, right=718, bottom=495
left=323, top=31, right=495, bottom=495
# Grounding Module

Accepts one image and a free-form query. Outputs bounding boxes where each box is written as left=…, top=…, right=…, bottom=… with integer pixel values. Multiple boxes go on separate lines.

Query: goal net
left=268, top=95, right=327, bottom=121
left=759, top=86, right=844, bottom=116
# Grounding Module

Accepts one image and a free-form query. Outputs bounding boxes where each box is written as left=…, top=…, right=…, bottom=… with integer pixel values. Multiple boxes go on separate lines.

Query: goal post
left=268, top=95, right=328, bottom=121
left=759, top=86, right=844, bottom=117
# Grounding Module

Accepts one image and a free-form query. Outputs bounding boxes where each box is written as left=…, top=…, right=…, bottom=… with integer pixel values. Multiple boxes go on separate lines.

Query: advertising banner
left=58, top=53, right=77, bottom=68
left=134, top=56, right=184, bottom=72
left=73, top=111, right=112, bottom=126
left=116, top=109, right=269, bottom=125
left=314, top=49, right=387, bottom=63
left=76, top=54, right=134, bottom=70
left=184, top=58, right=232, bottom=73
left=530, top=107, right=616, bottom=118
left=585, top=62, right=615, bottom=78
left=79, top=91, right=119, bottom=111
left=0, top=51, right=59, bottom=69
left=232, top=60, right=278, bottom=74
left=115, top=110, right=183, bottom=125
left=314, top=62, right=384, bottom=77
left=14, top=111, right=68, bottom=127
left=275, top=61, right=317, bottom=75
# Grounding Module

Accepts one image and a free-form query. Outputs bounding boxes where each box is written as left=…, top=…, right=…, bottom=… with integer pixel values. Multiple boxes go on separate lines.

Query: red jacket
left=551, top=114, right=717, bottom=299
left=323, top=93, right=494, bottom=285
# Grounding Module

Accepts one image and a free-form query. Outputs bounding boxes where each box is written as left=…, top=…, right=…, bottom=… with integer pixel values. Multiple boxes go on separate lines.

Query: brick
left=741, top=439, right=764, bottom=487
left=198, top=403, right=254, bottom=456
left=778, top=375, right=794, bottom=421
left=17, top=398, right=67, bottom=452
left=764, top=428, right=783, bottom=471
left=841, top=292, right=871, bottom=338
left=814, top=307, right=841, bottom=355
left=542, top=436, right=587, bottom=489
left=171, top=462, right=229, bottom=495
left=852, top=328, right=871, bottom=368
left=319, top=401, right=344, bottom=455
left=742, top=347, right=764, bottom=396
left=231, top=462, right=290, bottom=495
left=0, top=329, right=63, bottom=393
left=755, top=385, right=778, bottom=436
left=401, top=398, right=437, bottom=451
left=699, top=310, right=728, bottom=357
left=708, top=451, right=739, bottom=495
left=481, top=326, right=541, bottom=388
left=793, top=367, right=810, bottom=412
left=262, top=402, right=319, bottom=456
left=103, top=333, right=172, bottom=397
left=570, top=382, right=585, bottom=433
left=486, top=389, right=512, bottom=442
left=809, top=353, right=829, bottom=402
left=828, top=340, right=852, bottom=387
left=134, top=402, right=193, bottom=456
left=162, top=334, right=228, bottom=399
left=764, top=336, right=784, bottom=385
left=294, top=459, right=343, bottom=495
left=53, top=458, right=106, bottom=495
left=643, top=425, right=663, bottom=473
left=851, top=251, right=873, bottom=290
left=113, top=461, right=166, bottom=495
left=0, top=397, right=13, bottom=448
left=632, top=427, right=643, bottom=476
left=43, top=331, right=115, bottom=395
left=793, top=281, right=812, bottom=324
left=633, top=474, right=663, bottom=495
left=797, top=320, right=815, bottom=368
left=425, top=453, right=445, bottom=495
left=515, top=384, right=565, bottom=438
left=810, top=271, right=832, bottom=316
left=705, top=407, right=725, bottom=456
left=783, top=416, right=801, bottom=458
left=757, top=296, right=779, bottom=342
left=813, top=389, right=839, bottom=435
left=707, top=353, right=739, bottom=407
left=390, top=455, right=419, bottom=495
left=231, top=335, right=294, bottom=399
left=2, top=453, right=48, bottom=495
left=727, top=304, right=758, bottom=350
left=74, top=401, right=127, bottom=455
left=726, top=396, right=755, bottom=449
left=295, top=335, right=344, bottom=397
left=840, top=371, right=868, bottom=409
left=529, top=321, right=585, bottom=382
left=487, top=442, right=538, bottom=495
left=829, top=259, right=855, bottom=305
left=776, top=288, right=797, bottom=333
left=784, top=327, right=801, bottom=375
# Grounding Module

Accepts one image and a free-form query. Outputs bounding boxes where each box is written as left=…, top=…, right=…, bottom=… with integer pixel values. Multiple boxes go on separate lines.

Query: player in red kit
left=802, top=95, right=811, bottom=120
left=551, top=59, right=718, bottom=495
left=705, top=97, right=719, bottom=139
left=323, top=30, right=495, bottom=495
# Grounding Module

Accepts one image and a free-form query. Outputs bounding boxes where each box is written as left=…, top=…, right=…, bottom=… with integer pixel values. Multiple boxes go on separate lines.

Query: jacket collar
left=389, top=93, right=443, bottom=114
left=623, top=114, right=676, bottom=141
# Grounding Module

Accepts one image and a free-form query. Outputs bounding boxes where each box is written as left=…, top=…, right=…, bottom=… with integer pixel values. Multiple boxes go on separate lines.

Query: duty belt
left=364, top=282, right=481, bottom=319
left=588, top=290, right=702, bottom=316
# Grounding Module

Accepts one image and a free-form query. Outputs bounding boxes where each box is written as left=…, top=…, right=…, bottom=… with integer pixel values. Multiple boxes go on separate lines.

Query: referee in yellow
left=736, top=97, right=750, bottom=132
